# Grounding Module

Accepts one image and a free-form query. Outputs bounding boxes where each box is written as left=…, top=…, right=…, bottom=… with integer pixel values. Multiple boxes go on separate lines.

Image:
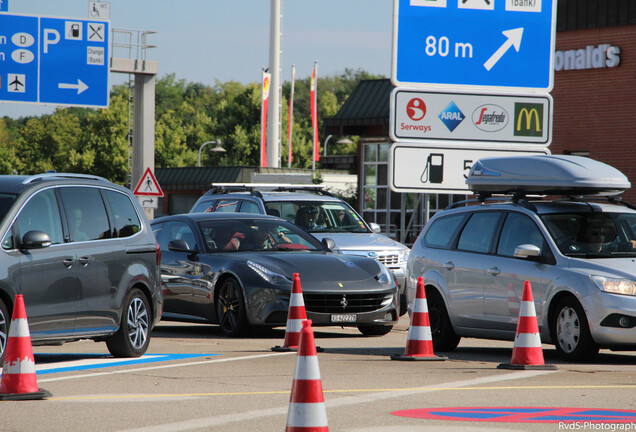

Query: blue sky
left=0, top=0, right=393, bottom=118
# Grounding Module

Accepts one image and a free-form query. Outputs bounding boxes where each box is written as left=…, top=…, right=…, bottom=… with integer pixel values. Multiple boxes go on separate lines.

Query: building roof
left=155, top=166, right=348, bottom=190
left=324, top=79, right=394, bottom=137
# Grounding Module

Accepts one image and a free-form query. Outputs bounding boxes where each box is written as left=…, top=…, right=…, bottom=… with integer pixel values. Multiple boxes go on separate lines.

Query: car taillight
left=155, top=242, right=161, bottom=265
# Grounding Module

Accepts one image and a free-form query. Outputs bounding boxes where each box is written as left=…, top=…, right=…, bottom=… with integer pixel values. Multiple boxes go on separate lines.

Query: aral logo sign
left=514, top=103, right=543, bottom=137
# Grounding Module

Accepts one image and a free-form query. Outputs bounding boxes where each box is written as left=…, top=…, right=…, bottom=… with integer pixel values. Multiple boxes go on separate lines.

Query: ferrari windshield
left=197, top=218, right=327, bottom=253
left=541, top=212, right=636, bottom=258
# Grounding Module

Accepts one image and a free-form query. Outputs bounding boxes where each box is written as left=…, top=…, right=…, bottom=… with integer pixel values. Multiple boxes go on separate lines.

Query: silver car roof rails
left=205, top=183, right=333, bottom=197
left=23, top=173, right=110, bottom=184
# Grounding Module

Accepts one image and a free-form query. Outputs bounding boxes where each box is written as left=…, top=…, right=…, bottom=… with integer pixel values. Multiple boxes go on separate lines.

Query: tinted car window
left=214, top=199, right=239, bottom=212
left=0, top=193, right=16, bottom=224
left=497, top=213, right=545, bottom=257
left=104, top=190, right=141, bottom=238
left=192, top=199, right=217, bottom=213
left=423, top=213, right=466, bottom=249
left=457, top=212, right=502, bottom=253
left=154, top=221, right=196, bottom=250
left=59, top=187, right=111, bottom=242
left=240, top=200, right=260, bottom=214
left=12, top=189, right=63, bottom=246
left=265, top=201, right=368, bottom=233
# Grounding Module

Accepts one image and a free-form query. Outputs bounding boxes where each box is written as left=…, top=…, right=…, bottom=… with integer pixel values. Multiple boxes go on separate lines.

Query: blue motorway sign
left=0, top=13, right=109, bottom=107
left=392, top=0, right=557, bottom=92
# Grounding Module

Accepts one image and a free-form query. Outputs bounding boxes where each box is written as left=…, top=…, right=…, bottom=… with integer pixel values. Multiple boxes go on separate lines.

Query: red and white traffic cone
left=0, top=294, right=51, bottom=400
left=285, top=320, right=328, bottom=431
left=391, top=277, right=447, bottom=361
left=273, top=273, right=308, bottom=352
left=498, top=281, right=557, bottom=370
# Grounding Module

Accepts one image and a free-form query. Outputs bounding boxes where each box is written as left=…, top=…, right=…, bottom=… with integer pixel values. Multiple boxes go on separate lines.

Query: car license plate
left=331, top=314, right=356, bottom=323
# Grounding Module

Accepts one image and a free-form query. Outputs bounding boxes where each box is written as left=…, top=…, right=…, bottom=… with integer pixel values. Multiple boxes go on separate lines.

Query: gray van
left=0, top=173, right=162, bottom=363
left=407, top=155, right=636, bottom=362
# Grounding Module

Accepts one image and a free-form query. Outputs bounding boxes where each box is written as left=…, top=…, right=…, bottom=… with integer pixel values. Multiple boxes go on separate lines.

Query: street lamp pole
left=197, top=140, right=226, bottom=167
left=323, top=135, right=333, bottom=157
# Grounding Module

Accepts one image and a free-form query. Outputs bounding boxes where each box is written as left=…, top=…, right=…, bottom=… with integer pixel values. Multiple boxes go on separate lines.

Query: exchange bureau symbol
left=341, top=295, right=348, bottom=310
left=514, top=102, right=544, bottom=137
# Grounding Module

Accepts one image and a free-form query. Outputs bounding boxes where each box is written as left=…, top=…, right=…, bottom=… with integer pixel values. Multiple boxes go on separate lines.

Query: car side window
left=59, top=187, right=111, bottom=242
left=193, top=199, right=217, bottom=213
left=154, top=221, right=197, bottom=251
left=497, top=213, right=545, bottom=257
left=423, top=213, right=467, bottom=249
left=239, top=200, right=260, bottom=214
left=104, top=190, right=141, bottom=238
left=457, top=212, right=502, bottom=253
left=214, top=199, right=239, bottom=212
left=10, top=189, right=64, bottom=248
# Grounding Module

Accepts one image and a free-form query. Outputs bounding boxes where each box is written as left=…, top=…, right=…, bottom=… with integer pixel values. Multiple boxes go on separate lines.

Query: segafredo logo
left=438, top=101, right=465, bottom=132
left=472, top=104, right=508, bottom=132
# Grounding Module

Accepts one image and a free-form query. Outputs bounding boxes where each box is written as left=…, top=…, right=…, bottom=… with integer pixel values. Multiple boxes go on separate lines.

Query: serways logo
left=472, top=104, right=508, bottom=132
left=514, top=103, right=543, bottom=137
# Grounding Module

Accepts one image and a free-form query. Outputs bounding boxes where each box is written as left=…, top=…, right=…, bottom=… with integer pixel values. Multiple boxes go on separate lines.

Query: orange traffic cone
left=0, top=295, right=51, bottom=400
left=498, top=281, right=557, bottom=370
left=285, top=320, right=328, bottom=431
left=273, top=273, right=308, bottom=352
left=391, top=277, right=447, bottom=361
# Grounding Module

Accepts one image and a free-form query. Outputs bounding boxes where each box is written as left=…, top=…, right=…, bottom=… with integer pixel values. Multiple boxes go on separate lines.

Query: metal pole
left=323, top=135, right=332, bottom=157
left=267, top=0, right=281, bottom=168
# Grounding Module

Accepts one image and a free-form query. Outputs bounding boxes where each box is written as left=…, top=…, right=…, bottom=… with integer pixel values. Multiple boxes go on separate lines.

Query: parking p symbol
left=43, top=29, right=60, bottom=54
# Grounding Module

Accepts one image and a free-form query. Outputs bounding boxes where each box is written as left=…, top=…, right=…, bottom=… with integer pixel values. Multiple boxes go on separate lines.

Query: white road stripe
left=114, top=369, right=557, bottom=432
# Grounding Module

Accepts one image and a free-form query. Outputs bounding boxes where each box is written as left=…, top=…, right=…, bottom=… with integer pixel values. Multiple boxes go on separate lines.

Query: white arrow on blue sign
left=0, top=13, right=109, bottom=108
left=392, top=0, right=557, bottom=92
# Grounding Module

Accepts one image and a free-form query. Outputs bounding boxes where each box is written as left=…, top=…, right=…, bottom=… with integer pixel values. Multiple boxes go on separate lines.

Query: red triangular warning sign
left=134, top=167, right=164, bottom=197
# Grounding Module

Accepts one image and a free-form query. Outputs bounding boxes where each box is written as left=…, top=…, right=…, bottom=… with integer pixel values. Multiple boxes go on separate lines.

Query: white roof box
left=466, top=155, right=630, bottom=196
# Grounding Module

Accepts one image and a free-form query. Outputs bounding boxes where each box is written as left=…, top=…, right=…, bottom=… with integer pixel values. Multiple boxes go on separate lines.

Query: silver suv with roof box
left=190, top=184, right=410, bottom=314
left=407, top=155, right=636, bottom=362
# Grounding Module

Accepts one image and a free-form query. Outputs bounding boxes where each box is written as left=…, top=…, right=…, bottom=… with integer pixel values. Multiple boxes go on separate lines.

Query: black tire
left=357, top=324, right=393, bottom=336
left=426, top=288, right=460, bottom=352
left=0, top=298, right=8, bottom=365
left=399, top=293, right=408, bottom=317
left=551, top=296, right=599, bottom=362
left=216, top=277, right=249, bottom=337
left=106, top=288, right=151, bottom=357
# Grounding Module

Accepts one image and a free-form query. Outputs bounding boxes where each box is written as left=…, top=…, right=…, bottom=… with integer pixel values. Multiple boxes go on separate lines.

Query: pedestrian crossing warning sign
left=134, top=167, right=164, bottom=197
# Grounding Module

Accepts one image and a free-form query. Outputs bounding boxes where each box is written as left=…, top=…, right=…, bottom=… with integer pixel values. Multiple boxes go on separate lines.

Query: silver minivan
left=406, top=155, right=636, bottom=362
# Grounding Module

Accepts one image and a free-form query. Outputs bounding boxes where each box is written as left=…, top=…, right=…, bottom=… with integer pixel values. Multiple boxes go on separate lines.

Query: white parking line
left=114, top=369, right=558, bottom=432
left=37, top=352, right=295, bottom=383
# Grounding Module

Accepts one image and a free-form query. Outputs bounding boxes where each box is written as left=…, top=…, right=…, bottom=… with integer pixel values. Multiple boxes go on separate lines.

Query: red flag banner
left=310, top=61, right=319, bottom=162
left=288, top=65, right=295, bottom=168
left=261, top=69, right=271, bottom=168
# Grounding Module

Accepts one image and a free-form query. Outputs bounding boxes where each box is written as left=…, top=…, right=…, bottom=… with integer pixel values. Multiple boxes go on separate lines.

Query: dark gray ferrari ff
left=150, top=213, right=399, bottom=336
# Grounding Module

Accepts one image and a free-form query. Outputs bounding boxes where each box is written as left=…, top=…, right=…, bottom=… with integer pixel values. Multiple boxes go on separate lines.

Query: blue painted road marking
left=0, top=353, right=217, bottom=377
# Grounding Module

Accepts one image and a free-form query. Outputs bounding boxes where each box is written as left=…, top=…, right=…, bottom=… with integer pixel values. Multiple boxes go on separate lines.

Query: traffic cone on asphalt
left=273, top=273, right=308, bottom=352
left=0, top=295, right=51, bottom=400
left=498, top=281, right=557, bottom=370
left=391, top=277, right=447, bottom=361
left=285, top=320, right=328, bottom=431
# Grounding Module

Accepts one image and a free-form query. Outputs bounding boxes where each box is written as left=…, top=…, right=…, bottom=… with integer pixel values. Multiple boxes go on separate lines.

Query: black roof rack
left=205, top=183, right=335, bottom=197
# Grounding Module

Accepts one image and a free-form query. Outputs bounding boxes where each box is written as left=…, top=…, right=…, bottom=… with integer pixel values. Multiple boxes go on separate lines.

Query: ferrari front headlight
left=248, top=261, right=292, bottom=285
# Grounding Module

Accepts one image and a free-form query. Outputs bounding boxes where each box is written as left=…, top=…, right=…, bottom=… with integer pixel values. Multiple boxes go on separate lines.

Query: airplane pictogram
left=7, top=74, right=25, bottom=93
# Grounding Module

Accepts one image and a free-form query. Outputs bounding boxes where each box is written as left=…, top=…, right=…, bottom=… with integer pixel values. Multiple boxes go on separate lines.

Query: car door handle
left=78, top=257, right=90, bottom=266
left=488, top=266, right=501, bottom=276
left=443, top=261, right=455, bottom=270
left=63, top=258, right=74, bottom=268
